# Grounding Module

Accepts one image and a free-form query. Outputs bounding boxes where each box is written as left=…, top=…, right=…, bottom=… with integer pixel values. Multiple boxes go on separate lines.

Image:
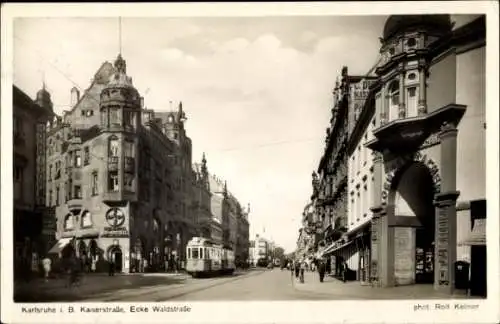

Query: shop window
left=109, top=171, right=119, bottom=191
left=81, top=211, right=92, bottom=228
left=64, top=213, right=75, bottom=231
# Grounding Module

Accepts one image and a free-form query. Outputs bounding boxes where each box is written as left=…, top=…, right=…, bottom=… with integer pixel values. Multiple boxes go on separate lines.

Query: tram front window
left=192, top=248, right=199, bottom=259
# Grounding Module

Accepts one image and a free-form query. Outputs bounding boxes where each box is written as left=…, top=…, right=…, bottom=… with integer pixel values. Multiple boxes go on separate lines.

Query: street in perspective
left=12, top=13, right=487, bottom=303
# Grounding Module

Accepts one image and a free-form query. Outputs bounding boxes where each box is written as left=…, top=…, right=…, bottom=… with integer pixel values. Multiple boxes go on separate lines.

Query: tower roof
left=106, top=54, right=134, bottom=89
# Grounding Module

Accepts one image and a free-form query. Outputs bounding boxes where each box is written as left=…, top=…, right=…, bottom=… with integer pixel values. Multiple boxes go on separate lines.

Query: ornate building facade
left=366, top=15, right=486, bottom=295
left=45, top=54, right=198, bottom=273
left=13, top=85, right=55, bottom=279
left=312, top=68, right=350, bottom=275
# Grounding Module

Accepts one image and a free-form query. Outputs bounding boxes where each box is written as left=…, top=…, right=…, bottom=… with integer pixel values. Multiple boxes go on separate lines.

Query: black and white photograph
left=1, top=2, right=499, bottom=324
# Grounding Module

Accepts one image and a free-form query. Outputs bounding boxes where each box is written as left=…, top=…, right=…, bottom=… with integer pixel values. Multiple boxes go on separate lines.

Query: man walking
left=318, top=259, right=326, bottom=283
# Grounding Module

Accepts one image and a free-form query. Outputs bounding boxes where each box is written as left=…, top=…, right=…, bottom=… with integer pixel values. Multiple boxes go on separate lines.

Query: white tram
left=186, top=237, right=235, bottom=277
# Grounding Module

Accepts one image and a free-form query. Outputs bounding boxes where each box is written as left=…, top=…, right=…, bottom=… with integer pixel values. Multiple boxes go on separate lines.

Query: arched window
left=109, top=136, right=119, bottom=157
left=388, top=80, right=400, bottom=121
left=81, top=210, right=92, bottom=228
left=64, top=213, right=75, bottom=231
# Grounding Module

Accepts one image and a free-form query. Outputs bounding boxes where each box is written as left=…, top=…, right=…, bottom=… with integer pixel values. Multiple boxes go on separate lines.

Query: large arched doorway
left=388, top=161, right=438, bottom=285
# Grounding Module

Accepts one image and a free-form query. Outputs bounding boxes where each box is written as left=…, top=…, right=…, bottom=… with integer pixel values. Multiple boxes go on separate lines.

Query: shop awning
left=321, top=239, right=355, bottom=257
left=48, top=238, right=73, bottom=254
left=460, top=219, right=486, bottom=246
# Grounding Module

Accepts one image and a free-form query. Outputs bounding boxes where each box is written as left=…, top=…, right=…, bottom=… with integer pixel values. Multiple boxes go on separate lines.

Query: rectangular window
left=84, top=147, right=90, bottom=165
left=124, top=141, right=134, bottom=157
left=192, top=248, right=199, bottom=259
left=109, top=172, right=119, bottom=191
left=55, top=161, right=61, bottom=179
left=74, top=185, right=82, bottom=199
left=91, top=172, right=98, bottom=195
left=56, top=186, right=60, bottom=206
left=407, top=87, right=418, bottom=118
left=124, top=174, right=135, bottom=192
left=74, top=151, right=82, bottom=167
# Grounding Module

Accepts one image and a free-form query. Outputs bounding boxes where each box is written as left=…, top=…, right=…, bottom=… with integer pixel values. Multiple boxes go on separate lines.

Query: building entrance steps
left=292, top=270, right=476, bottom=300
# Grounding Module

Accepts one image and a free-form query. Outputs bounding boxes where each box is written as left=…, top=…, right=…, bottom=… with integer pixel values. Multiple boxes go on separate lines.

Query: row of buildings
left=248, top=234, right=279, bottom=266
left=13, top=53, right=249, bottom=277
left=296, top=15, right=486, bottom=296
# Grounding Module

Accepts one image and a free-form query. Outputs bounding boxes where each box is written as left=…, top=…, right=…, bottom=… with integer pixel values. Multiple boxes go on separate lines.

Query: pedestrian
left=42, top=256, right=52, bottom=282
left=294, top=260, right=300, bottom=278
left=299, top=259, right=306, bottom=283
left=318, top=259, right=326, bottom=283
left=108, top=257, right=115, bottom=276
left=341, top=260, right=348, bottom=283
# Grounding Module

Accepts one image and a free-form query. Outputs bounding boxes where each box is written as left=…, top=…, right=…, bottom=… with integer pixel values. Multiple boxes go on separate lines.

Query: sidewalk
left=14, top=272, right=188, bottom=302
left=292, top=271, right=478, bottom=300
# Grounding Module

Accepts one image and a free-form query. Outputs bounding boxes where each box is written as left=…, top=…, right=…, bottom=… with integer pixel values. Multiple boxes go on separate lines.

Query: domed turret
left=100, top=54, right=141, bottom=129
left=382, top=14, right=452, bottom=42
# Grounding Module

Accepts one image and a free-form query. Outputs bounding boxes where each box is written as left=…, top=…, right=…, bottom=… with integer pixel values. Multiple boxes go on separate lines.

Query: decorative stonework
left=381, top=151, right=441, bottom=206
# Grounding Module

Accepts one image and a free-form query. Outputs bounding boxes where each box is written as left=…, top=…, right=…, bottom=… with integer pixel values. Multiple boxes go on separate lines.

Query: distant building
left=13, top=85, right=55, bottom=279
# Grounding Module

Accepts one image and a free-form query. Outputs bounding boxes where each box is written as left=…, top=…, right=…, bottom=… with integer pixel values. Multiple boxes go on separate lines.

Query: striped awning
left=460, top=219, right=486, bottom=246
left=48, top=238, right=73, bottom=254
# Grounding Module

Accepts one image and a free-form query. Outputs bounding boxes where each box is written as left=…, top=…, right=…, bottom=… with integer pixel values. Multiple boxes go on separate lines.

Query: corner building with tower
left=366, top=15, right=486, bottom=296
left=45, top=54, right=202, bottom=273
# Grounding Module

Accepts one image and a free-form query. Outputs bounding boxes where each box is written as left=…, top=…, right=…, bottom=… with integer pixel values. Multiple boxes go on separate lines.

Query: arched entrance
left=388, top=161, right=438, bottom=285
left=108, top=245, right=123, bottom=273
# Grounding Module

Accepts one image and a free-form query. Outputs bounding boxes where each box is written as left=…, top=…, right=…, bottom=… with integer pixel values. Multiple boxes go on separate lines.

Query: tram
left=185, top=237, right=235, bottom=278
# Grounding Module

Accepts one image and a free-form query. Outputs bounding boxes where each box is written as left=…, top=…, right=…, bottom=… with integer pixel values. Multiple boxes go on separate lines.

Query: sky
left=13, top=14, right=477, bottom=253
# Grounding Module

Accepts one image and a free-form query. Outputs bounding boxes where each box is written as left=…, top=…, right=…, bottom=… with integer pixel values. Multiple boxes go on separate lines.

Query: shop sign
left=102, top=226, right=129, bottom=238
left=381, top=152, right=441, bottom=206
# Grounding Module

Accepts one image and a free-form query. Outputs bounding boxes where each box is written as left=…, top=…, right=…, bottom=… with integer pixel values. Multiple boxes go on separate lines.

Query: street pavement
left=14, top=268, right=482, bottom=302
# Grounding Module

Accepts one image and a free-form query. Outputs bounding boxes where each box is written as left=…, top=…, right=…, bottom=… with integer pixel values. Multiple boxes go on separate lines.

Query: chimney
left=70, top=87, right=80, bottom=107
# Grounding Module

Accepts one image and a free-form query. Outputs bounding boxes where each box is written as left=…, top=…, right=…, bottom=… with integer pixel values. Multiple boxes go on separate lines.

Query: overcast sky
left=13, top=14, right=478, bottom=253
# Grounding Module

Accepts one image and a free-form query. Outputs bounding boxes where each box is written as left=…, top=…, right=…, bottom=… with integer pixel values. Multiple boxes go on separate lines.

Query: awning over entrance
left=48, top=238, right=73, bottom=254
left=460, top=219, right=486, bottom=246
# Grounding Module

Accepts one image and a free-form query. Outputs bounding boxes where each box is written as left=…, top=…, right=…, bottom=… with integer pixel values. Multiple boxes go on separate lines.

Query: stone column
left=398, top=70, right=406, bottom=119
left=434, top=122, right=460, bottom=294
left=418, top=59, right=427, bottom=115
